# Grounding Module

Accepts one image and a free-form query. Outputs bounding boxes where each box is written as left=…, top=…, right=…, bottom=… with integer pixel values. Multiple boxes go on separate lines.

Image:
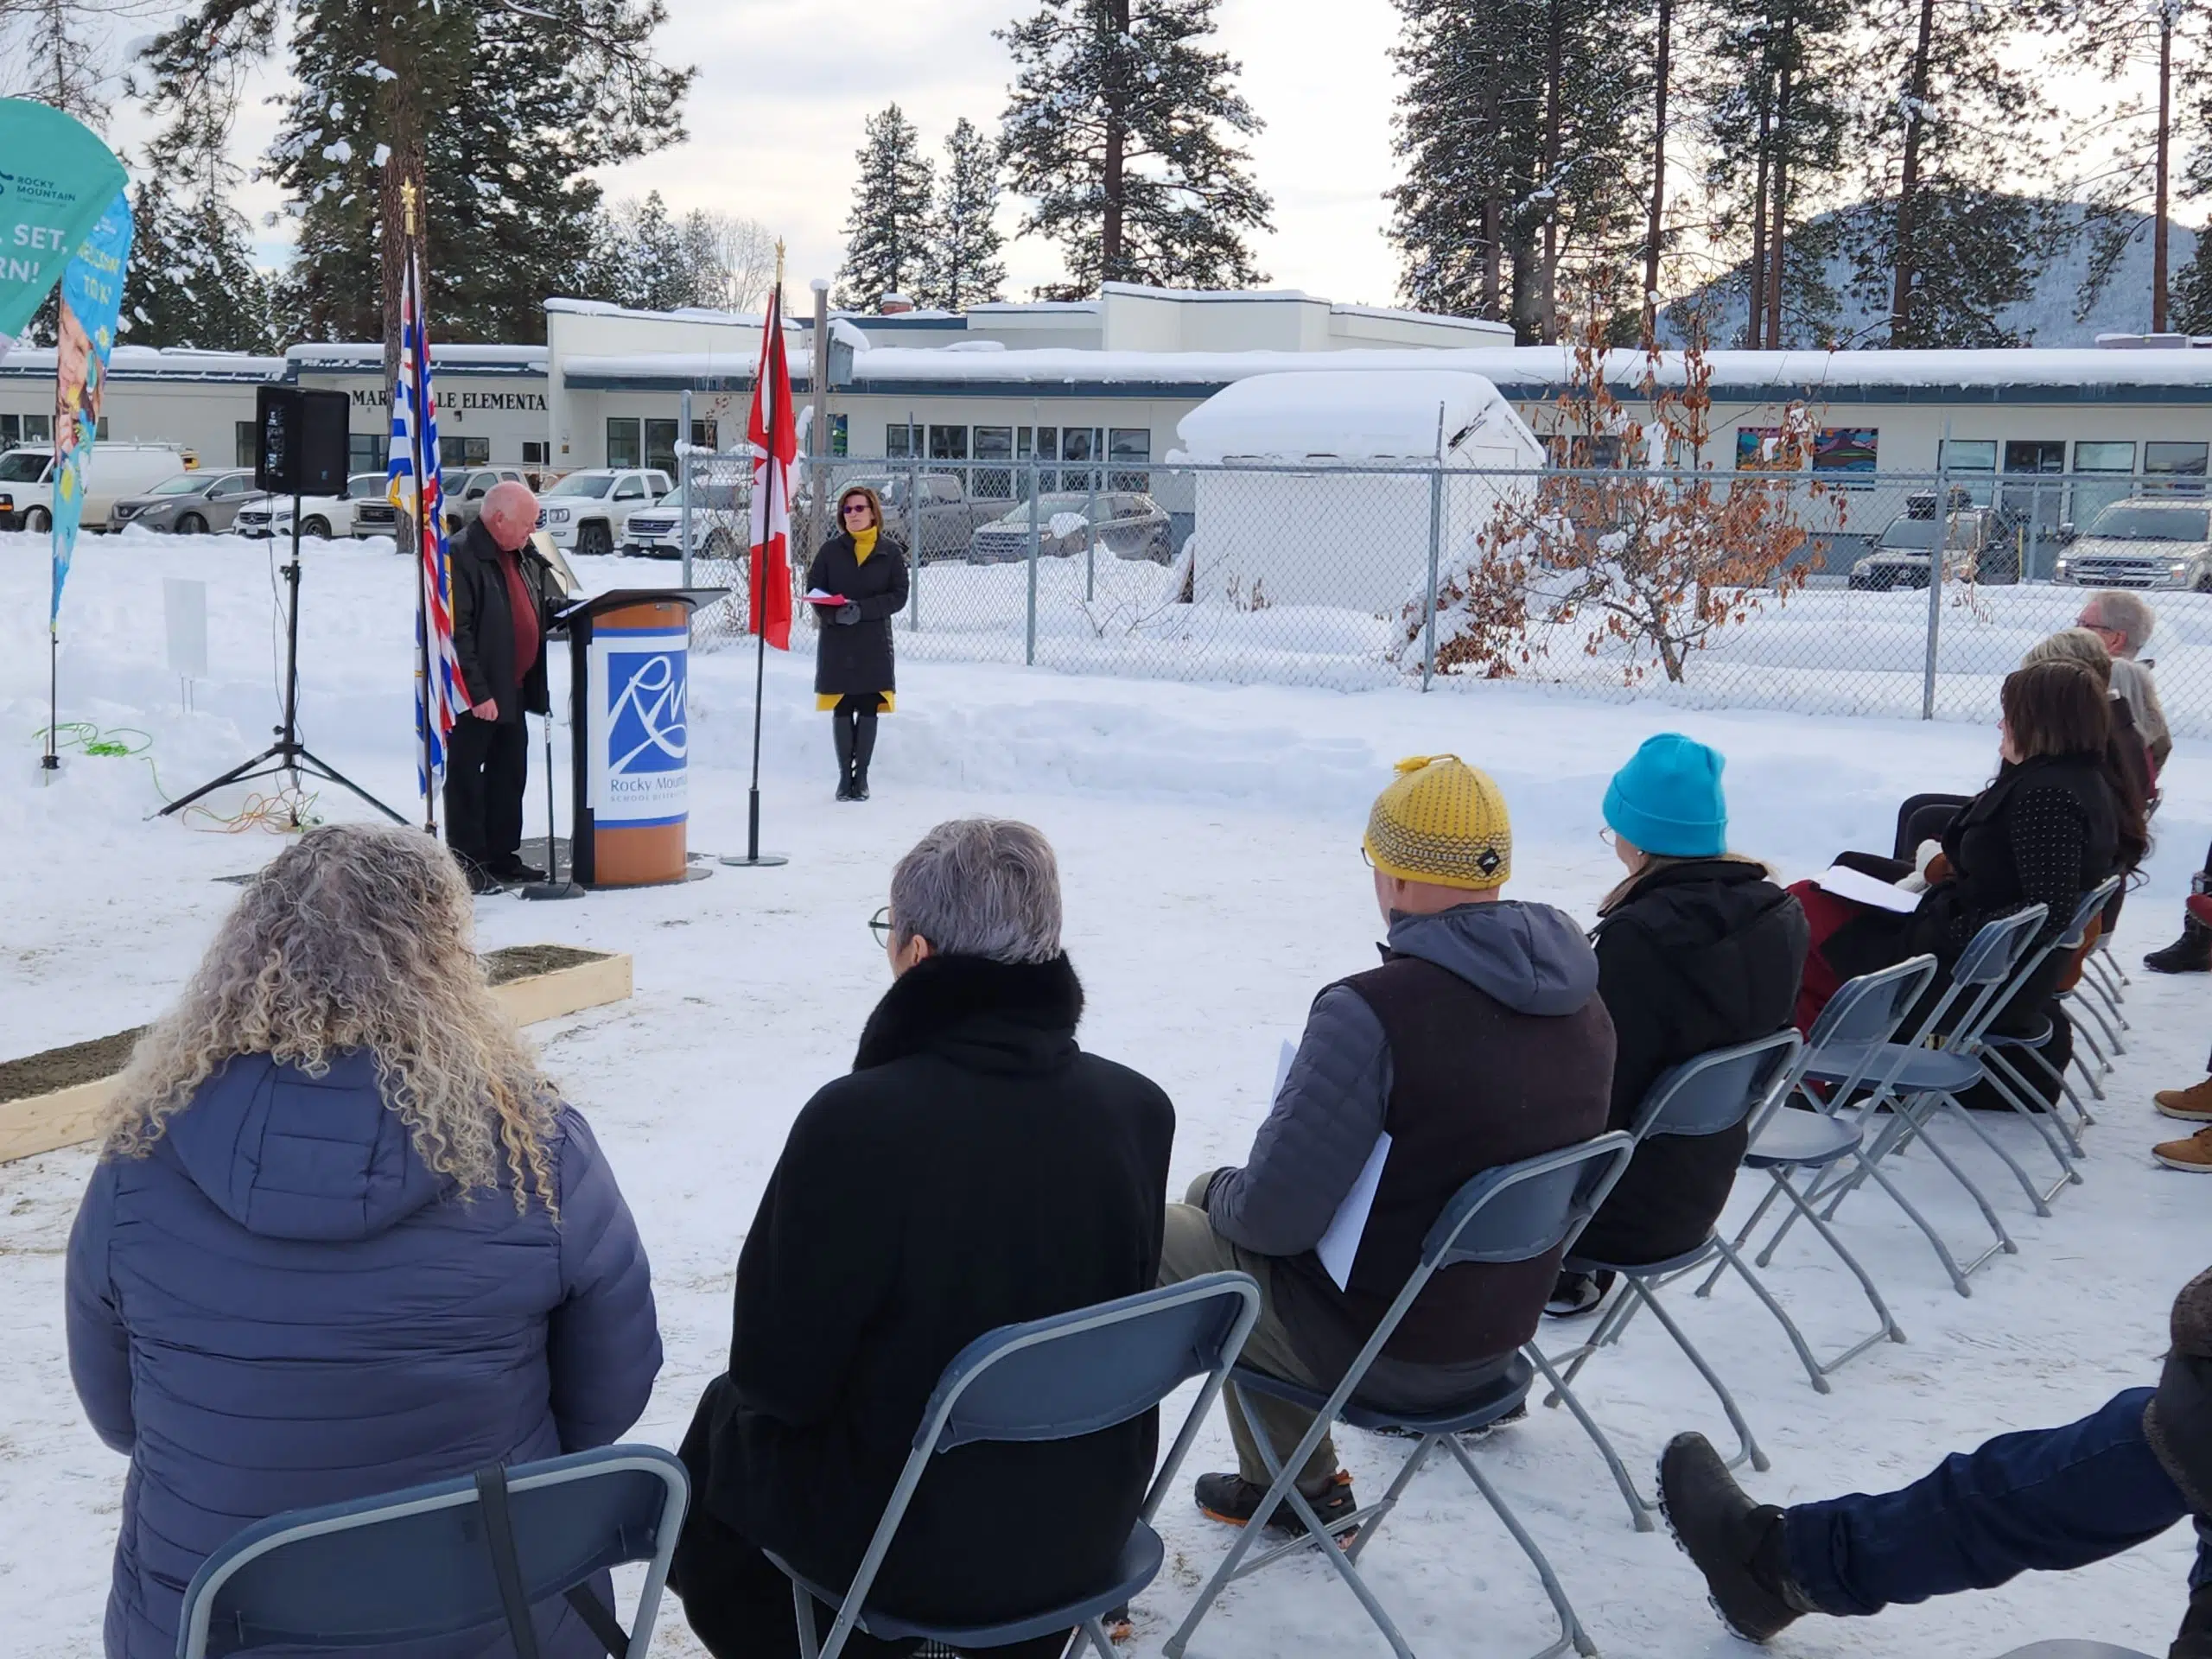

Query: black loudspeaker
left=255, top=385, right=351, bottom=496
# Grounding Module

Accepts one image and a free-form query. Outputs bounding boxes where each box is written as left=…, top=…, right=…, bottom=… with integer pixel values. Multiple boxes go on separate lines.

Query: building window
left=2145, top=442, right=2209, bottom=495
left=607, top=417, right=642, bottom=468
left=973, top=425, right=1014, bottom=497
left=927, top=423, right=969, bottom=461
left=439, top=435, right=490, bottom=467
left=522, top=440, right=549, bottom=466
left=1940, top=439, right=1998, bottom=471
left=824, top=413, right=848, bottom=457
left=347, top=433, right=388, bottom=474
left=239, top=422, right=260, bottom=469
left=688, top=418, right=718, bottom=453
left=1109, top=427, right=1151, bottom=490
left=886, top=423, right=921, bottom=459
left=644, top=417, right=680, bottom=474
left=2072, top=441, right=2136, bottom=523
left=1, top=410, right=55, bottom=448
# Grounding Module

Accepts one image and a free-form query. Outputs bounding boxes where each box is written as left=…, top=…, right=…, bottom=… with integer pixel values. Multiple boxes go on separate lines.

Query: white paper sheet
left=1317, top=1131, right=1393, bottom=1293
left=1815, top=862, right=1923, bottom=916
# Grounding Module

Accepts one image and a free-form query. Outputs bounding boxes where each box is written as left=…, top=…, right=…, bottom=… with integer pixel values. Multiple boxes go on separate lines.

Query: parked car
left=234, top=473, right=395, bottom=541
left=108, top=467, right=259, bottom=534
left=620, top=480, right=747, bottom=560
left=0, top=441, right=198, bottom=532
left=442, top=466, right=530, bottom=535
left=967, top=492, right=1176, bottom=566
left=2055, top=497, right=2212, bottom=590
left=1848, top=491, right=2018, bottom=589
left=536, top=467, right=674, bottom=557
left=816, top=473, right=1001, bottom=563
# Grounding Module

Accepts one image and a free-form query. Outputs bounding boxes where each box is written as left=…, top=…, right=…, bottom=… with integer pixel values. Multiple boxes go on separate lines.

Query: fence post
left=1923, top=419, right=1951, bottom=721
left=1085, top=458, right=1098, bottom=601
left=1027, top=457, right=1041, bottom=667
left=906, top=429, right=921, bottom=632
left=679, top=387, right=694, bottom=590
left=1422, top=404, right=1445, bottom=691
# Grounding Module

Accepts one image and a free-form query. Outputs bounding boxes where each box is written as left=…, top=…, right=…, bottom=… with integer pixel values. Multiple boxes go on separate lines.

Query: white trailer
left=1173, top=370, right=1545, bottom=617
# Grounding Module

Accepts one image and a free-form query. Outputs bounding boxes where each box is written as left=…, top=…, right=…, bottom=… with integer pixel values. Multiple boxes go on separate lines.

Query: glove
left=834, top=602, right=862, bottom=626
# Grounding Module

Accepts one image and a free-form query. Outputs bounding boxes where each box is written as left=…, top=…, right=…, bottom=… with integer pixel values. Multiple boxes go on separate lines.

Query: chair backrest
left=1629, top=1030, right=1803, bottom=1144
left=2058, top=875, right=2123, bottom=949
left=917, top=1271, right=1262, bottom=1454
left=1949, top=903, right=2050, bottom=988
left=1807, top=954, right=1941, bottom=1051
left=1906, top=903, right=2050, bottom=1049
left=1420, top=1130, right=1637, bottom=1270
left=178, top=1445, right=688, bottom=1659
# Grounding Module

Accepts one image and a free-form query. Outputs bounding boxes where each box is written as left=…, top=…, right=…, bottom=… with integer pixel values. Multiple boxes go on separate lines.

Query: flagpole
left=403, top=182, right=437, bottom=835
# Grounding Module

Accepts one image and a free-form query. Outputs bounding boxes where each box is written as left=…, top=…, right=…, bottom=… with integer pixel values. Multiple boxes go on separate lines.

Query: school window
left=927, top=424, right=969, bottom=461
left=606, top=417, right=642, bottom=468
left=645, top=417, right=680, bottom=474
left=346, top=433, right=388, bottom=474
left=439, top=435, right=490, bottom=467
left=3, top=411, right=53, bottom=448
left=2145, top=442, right=2209, bottom=493
left=240, top=422, right=262, bottom=469
left=886, top=423, right=921, bottom=459
left=1109, top=428, right=1151, bottom=490
left=2073, top=442, right=2137, bottom=524
left=973, top=425, right=1014, bottom=498
left=1939, top=439, right=1998, bottom=472
left=827, top=413, right=848, bottom=458
left=688, top=419, right=717, bottom=452
left=522, top=440, right=549, bottom=466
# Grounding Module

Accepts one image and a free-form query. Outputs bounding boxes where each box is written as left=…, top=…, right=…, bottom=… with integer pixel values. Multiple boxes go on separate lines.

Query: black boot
left=2174, top=1580, right=2212, bottom=1659
left=2147, top=917, right=2212, bottom=975
left=1658, top=1433, right=1821, bottom=1643
left=831, top=709, right=855, bottom=801
left=850, top=712, right=877, bottom=802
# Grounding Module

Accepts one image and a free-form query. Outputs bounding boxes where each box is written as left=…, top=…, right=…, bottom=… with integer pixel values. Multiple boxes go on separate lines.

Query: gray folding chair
left=177, top=1444, right=689, bottom=1659
left=1696, top=957, right=1939, bottom=1380
left=1993, top=1644, right=2157, bottom=1659
left=1164, top=1131, right=1638, bottom=1659
left=1976, top=877, right=2123, bottom=1169
left=767, top=1270, right=1262, bottom=1659
left=1535, top=1033, right=1802, bottom=1516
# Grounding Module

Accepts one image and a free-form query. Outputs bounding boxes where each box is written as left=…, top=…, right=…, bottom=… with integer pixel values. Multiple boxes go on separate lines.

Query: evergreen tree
left=1847, top=0, right=2056, bottom=346
left=141, top=0, right=690, bottom=360
left=121, top=100, right=276, bottom=351
left=836, top=104, right=935, bottom=308
left=997, top=0, right=1272, bottom=296
left=919, top=118, right=1007, bottom=309
left=1686, top=0, right=1854, bottom=347
left=1386, top=0, right=1648, bottom=342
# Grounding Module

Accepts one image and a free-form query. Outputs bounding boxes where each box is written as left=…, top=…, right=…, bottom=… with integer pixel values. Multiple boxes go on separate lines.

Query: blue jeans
left=1788, top=1387, right=2205, bottom=1617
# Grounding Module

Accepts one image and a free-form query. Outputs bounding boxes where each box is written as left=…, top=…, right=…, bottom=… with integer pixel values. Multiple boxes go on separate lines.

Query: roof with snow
left=0, top=346, right=283, bottom=383
left=1176, top=371, right=1543, bottom=464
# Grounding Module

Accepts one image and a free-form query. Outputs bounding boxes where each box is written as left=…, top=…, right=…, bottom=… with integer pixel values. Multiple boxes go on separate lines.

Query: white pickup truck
left=536, top=467, right=675, bottom=557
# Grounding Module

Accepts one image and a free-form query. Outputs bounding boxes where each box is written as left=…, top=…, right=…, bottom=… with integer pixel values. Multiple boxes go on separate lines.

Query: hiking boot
left=2155, top=1127, right=2212, bottom=1173
left=2175, top=1580, right=2212, bottom=1659
left=1193, top=1469, right=1357, bottom=1537
left=1545, top=1269, right=1617, bottom=1319
left=2146, top=920, right=2212, bottom=974
left=2158, top=1079, right=2212, bottom=1122
left=1657, top=1433, right=1818, bottom=1643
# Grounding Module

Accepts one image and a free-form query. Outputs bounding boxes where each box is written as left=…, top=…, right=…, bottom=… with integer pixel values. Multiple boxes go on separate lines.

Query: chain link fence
left=658, top=449, right=2212, bottom=739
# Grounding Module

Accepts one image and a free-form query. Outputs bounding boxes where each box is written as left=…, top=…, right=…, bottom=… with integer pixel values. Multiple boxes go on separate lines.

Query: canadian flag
left=747, top=282, right=797, bottom=651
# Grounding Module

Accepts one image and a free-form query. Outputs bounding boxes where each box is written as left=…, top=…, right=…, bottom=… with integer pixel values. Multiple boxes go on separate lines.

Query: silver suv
left=2056, top=497, right=2212, bottom=591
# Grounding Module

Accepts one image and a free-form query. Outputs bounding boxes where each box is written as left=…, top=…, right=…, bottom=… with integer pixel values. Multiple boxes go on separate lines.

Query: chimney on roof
left=879, top=292, right=915, bottom=315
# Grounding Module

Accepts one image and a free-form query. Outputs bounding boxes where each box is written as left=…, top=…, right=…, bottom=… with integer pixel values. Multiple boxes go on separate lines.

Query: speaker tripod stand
left=157, top=494, right=404, bottom=825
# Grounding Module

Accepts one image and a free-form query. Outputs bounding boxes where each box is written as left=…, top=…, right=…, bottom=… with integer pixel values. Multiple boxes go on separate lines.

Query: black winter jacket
left=1829, top=753, right=2121, bottom=1030
left=673, top=953, right=1173, bottom=1625
left=806, top=531, right=910, bottom=698
left=449, top=519, right=561, bottom=725
left=1570, top=861, right=1808, bottom=1268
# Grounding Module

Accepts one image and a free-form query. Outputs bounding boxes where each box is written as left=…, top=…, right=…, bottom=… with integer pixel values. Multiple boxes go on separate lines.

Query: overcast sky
left=105, top=0, right=2133, bottom=313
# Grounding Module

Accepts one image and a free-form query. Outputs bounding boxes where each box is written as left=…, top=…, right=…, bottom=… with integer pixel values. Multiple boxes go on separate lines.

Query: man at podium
left=447, top=480, right=563, bottom=892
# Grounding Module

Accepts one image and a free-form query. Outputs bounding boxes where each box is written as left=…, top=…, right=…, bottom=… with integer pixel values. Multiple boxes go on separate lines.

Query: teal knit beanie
left=1603, top=734, right=1728, bottom=858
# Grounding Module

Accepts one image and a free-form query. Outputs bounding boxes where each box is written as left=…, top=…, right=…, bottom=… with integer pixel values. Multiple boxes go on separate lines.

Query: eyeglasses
left=1599, top=827, right=1618, bottom=850
left=842, top=502, right=873, bottom=517
left=1359, top=845, right=1374, bottom=869
left=870, top=906, right=893, bottom=947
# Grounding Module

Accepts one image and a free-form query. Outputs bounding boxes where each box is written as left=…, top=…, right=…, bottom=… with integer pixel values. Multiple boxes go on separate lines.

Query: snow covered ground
left=4, top=529, right=2211, bottom=1657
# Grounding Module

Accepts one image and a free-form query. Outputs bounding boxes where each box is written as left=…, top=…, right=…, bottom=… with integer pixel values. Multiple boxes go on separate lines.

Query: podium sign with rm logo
left=588, top=626, right=690, bottom=828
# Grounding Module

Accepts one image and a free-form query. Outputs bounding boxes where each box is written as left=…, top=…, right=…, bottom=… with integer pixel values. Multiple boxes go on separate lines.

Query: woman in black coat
left=1548, top=734, right=1809, bottom=1317
left=808, top=484, right=912, bottom=801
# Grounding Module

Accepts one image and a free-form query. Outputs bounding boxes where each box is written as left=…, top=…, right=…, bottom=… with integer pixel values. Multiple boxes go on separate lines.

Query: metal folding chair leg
left=1441, top=1435, right=1599, bottom=1658
left=1954, top=1067, right=2075, bottom=1209
left=1525, top=1344, right=1652, bottom=1530
left=1701, top=1167, right=1905, bottom=1377
left=1619, top=1274, right=1770, bottom=1474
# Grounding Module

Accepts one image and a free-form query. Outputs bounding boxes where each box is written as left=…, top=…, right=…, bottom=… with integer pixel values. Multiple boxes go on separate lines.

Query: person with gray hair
left=671, top=817, right=1177, bottom=1658
left=2078, top=589, right=2171, bottom=769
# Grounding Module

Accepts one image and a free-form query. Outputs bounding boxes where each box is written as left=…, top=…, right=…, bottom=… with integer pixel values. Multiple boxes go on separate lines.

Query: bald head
left=480, top=480, right=538, bottom=551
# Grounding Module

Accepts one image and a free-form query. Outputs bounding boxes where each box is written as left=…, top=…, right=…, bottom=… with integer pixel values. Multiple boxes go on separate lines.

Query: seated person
left=1660, top=1265, right=2212, bottom=1656
left=1548, top=734, right=1808, bottom=1318
left=1159, top=755, right=1614, bottom=1531
left=67, top=823, right=660, bottom=1659
left=1791, top=662, right=2145, bottom=1078
left=671, top=819, right=1175, bottom=1659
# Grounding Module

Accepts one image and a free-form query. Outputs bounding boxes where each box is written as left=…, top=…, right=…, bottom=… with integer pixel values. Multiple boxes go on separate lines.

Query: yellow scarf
left=852, top=525, right=879, bottom=564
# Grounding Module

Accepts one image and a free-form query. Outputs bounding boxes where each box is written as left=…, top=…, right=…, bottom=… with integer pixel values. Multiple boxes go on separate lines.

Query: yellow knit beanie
left=1363, top=754, right=1512, bottom=892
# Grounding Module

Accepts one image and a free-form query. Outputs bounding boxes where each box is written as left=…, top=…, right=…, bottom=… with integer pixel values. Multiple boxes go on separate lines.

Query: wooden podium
left=558, top=588, right=726, bottom=888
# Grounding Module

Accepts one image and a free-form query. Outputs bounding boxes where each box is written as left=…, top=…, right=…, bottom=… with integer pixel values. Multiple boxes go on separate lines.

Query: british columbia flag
left=388, top=249, right=467, bottom=801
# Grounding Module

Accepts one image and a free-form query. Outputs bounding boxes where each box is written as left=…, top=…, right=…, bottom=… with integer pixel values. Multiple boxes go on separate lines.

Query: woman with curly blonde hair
left=67, top=823, right=661, bottom=1659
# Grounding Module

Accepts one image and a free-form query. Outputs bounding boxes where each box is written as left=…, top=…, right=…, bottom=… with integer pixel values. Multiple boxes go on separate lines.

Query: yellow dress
left=815, top=525, right=898, bottom=712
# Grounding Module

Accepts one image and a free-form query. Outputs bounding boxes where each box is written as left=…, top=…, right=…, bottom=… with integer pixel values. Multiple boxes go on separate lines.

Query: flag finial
left=400, top=178, right=417, bottom=237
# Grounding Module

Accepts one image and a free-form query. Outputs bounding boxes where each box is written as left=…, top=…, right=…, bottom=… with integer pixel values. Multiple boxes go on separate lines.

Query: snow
left=1175, top=371, right=1542, bottom=465
left=4, top=531, right=2211, bottom=1657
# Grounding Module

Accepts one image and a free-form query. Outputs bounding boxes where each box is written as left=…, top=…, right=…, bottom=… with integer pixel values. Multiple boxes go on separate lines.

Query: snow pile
left=1175, top=370, right=1542, bottom=467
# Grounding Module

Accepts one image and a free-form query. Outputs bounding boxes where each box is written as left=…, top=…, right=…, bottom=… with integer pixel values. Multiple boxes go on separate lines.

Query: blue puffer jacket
left=65, top=1051, right=662, bottom=1659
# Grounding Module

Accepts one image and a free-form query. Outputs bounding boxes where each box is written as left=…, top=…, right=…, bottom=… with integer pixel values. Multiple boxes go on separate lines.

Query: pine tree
left=1687, top=0, right=1854, bottom=347
left=919, top=118, right=1007, bottom=309
left=1386, top=0, right=1649, bottom=342
left=141, top=0, right=690, bottom=365
left=121, top=99, right=276, bottom=351
left=1847, top=0, right=2056, bottom=346
left=836, top=104, right=935, bottom=309
left=997, top=0, right=1273, bottom=296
